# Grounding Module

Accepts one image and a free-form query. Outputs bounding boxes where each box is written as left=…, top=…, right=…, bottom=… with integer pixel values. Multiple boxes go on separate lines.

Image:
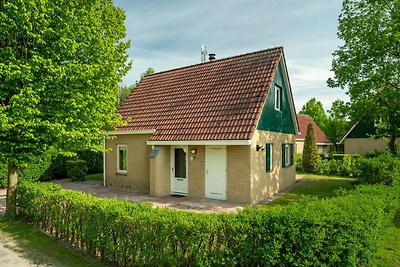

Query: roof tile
left=296, top=114, right=331, bottom=143
left=118, top=47, right=283, bottom=141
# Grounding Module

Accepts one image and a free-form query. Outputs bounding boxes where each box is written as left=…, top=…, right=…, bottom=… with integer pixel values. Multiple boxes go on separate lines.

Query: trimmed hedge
left=357, top=154, right=400, bottom=185
left=17, top=182, right=400, bottom=266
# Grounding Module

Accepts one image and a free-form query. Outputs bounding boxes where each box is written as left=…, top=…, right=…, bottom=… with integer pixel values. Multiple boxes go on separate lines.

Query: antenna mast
left=201, top=44, right=207, bottom=63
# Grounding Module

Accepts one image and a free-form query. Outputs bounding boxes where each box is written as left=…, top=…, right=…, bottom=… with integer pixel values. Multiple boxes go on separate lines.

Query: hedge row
left=0, top=150, right=102, bottom=188
left=17, top=182, right=400, bottom=266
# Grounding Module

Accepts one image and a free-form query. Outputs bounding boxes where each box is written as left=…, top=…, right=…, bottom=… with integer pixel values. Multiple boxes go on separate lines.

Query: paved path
left=0, top=189, right=38, bottom=267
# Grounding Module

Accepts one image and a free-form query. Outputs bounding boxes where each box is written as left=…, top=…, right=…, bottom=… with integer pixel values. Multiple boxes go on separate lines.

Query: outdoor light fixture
left=256, top=145, right=265, bottom=151
left=191, top=149, right=197, bottom=154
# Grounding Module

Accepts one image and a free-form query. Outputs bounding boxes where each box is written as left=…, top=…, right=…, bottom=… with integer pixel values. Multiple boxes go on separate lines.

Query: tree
left=325, top=100, right=350, bottom=150
left=117, top=67, right=155, bottom=107
left=302, top=123, right=320, bottom=173
left=0, top=0, right=131, bottom=216
left=300, top=98, right=329, bottom=132
left=328, top=0, right=400, bottom=155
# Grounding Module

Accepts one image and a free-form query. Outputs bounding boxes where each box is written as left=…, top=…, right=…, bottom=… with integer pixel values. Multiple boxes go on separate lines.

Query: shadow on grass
left=0, top=217, right=106, bottom=267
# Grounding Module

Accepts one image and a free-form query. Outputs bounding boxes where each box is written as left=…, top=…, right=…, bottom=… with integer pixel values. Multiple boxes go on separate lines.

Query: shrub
left=295, top=154, right=303, bottom=172
left=16, top=181, right=400, bottom=266
left=66, top=160, right=88, bottom=182
left=0, top=154, right=54, bottom=187
left=302, top=123, right=321, bottom=173
left=77, top=150, right=102, bottom=174
left=357, top=154, right=400, bottom=185
left=20, top=153, right=53, bottom=181
left=52, top=154, right=74, bottom=179
left=0, top=163, right=7, bottom=188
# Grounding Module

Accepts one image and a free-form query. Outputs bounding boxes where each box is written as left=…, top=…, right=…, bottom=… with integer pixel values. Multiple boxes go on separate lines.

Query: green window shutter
left=266, top=143, right=271, bottom=172
left=282, top=144, right=286, bottom=168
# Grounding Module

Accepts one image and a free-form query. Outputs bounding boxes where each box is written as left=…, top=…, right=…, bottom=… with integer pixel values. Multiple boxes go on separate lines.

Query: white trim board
left=147, top=140, right=251, bottom=146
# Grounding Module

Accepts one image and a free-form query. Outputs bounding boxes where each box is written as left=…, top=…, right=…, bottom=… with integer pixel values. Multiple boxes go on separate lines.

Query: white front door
left=171, top=146, right=188, bottom=195
left=205, top=146, right=227, bottom=200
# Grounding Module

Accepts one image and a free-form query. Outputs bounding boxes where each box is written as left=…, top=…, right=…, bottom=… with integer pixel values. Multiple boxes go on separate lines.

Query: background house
left=296, top=114, right=332, bottom=154
left=339, top=119, right=399, bottom=154
left=105, top=47, right=299, bottom=204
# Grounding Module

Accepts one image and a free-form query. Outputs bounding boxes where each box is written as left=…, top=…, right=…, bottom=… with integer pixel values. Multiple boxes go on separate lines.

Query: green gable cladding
left=347, top=118, right=376, bottom=138
left=256, top=60, right=296, bottom=134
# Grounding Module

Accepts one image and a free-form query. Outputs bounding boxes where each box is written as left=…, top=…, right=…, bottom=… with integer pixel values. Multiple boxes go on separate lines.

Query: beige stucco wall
left=105, top=134, right=152, bottom=191
left=149, top=146, right=170, bottom=197
left=250, top=130, right=296, bottom=204
left=296, top=140, right=330, bottom=154
left=344, top=138, right=399, bottom=154
left=226, top=145, right=251, bottom=203
left=296, top=141, right=304, bottom=154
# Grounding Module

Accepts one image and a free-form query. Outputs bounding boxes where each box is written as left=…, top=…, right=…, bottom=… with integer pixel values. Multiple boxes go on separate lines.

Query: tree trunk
left=388, top=132, right=397, bottom=155
left=5, top=162, right=18, bottom=218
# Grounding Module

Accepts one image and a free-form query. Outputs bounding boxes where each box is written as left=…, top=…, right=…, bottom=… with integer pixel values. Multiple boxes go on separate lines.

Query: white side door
left=171, top=146, right=188, bottom=195
left=205, top=146, right=227, bottom=200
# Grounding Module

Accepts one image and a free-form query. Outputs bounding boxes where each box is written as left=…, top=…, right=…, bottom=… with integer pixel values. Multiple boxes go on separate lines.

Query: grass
left=371, top=211, right=400, bottom=267
left=85, top=173, right=103, bottom=181
left=266, top=173, right=356, bottom=207
left=0, top=217, right=106, bottom=266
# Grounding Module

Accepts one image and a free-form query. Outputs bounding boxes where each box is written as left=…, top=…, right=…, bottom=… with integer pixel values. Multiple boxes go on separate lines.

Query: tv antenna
left=201, top=44, right=207, bottom=63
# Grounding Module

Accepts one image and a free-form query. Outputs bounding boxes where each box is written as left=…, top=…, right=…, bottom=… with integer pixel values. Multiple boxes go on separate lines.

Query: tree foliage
left=300, top=98, right=329, bottom=131
left=325, top=99, right=350, bottom=147
left=302, top=123, right=321, bottom=173
left=117, top=67, right=155, bottom=107
left=0, top=0, right=131, bottom=215
left=328, top=0, right=400, bottom=154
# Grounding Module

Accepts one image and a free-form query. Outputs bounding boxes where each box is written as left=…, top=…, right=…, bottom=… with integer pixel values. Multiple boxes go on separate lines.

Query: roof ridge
left=142, top=46, right=283, bottom=80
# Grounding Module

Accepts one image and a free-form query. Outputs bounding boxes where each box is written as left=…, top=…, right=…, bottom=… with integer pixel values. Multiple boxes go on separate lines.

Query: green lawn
left=266, top=174, right=356, bottom=207
left=371, top=211, right=400, bottom=267
left=0, top=217, right=105, bottom=266
left=85, top=173, right=103, bottom=181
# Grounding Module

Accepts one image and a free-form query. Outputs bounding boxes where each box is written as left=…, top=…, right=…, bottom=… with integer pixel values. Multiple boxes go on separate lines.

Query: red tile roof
left=296, top=114, right=331, bottom=144
left=118, top=47, right=284, bottom=141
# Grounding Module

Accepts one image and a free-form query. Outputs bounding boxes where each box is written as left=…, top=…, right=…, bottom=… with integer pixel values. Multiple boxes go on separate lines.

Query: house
left=104, top=47, right=299, bottom=204
left=339, top=119, right=399, bottom=154
left=295, top=114, right=332, bottom=154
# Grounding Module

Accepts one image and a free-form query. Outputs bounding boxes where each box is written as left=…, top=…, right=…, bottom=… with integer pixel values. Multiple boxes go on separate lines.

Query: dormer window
left=275, top=84, right=281, bottom=111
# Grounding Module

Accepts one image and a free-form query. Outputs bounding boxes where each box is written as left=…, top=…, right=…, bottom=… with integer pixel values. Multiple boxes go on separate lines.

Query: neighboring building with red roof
left=296, top=114, right=332, bottom=154
left=105, top=47, right=299, bottom=204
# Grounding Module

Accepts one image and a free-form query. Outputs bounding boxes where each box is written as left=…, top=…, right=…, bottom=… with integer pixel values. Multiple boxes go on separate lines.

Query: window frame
left=282, top=143, right=295, bottom=168
left=266, top=143, right=273, bottom=172
left=117, top=144, right=128, bottom=174
left=284, top=144, right=290, bottom=166
left=274, top=84, right=281, bottom=111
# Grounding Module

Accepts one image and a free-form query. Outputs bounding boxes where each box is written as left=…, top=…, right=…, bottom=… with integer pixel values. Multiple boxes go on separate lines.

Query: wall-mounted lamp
left=191, top=149, right=197, bottom=154
left=256, top=145, right=265, bottom=151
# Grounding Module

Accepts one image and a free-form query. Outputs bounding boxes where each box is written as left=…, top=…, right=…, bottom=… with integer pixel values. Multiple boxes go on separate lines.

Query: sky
left=113, top=0, right=349, bottom=112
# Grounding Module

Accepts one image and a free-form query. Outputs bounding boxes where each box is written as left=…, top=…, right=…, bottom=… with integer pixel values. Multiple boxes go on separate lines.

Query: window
left=266, top=143, right=272, bottom=172
left=282, top=143, right=295, bottom=167
left=117, top=145, right=127, bottom=173
left=274, top=84, right=281, bottom=111
left=285, top=144, right=290, bottom=166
